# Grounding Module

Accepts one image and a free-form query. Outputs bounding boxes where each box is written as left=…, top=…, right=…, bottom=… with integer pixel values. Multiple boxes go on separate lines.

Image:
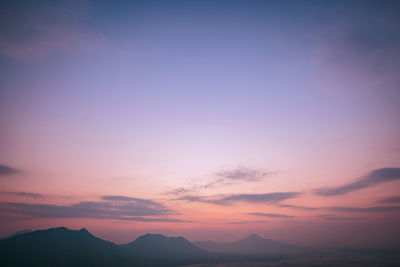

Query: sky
left=0, top=0, right=400, bottom=248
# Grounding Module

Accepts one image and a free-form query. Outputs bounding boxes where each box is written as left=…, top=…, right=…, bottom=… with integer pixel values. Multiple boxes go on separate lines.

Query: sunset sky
left=1, top=0, right=400, bottom=248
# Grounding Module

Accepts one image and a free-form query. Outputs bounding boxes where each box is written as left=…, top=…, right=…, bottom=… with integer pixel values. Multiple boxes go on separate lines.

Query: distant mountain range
left=122, top=233, right=209, bottom=260
left=0, top=227, right=295, bottom=266
left=2, top=227, right=399, bottom=266
left=0, top=227, right=129, bottom=267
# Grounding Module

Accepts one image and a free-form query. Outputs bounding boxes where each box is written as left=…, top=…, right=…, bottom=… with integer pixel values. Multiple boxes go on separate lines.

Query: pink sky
left=1, top=0, right=399, bottom=248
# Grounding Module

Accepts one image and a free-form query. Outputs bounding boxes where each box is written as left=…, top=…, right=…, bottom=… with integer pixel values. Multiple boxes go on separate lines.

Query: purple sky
left=1, top=0, right=400, bottom=247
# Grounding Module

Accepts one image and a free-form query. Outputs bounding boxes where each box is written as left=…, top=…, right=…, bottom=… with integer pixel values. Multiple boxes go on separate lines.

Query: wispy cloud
left=248, top=212, right=295, bottom=218
left=101, top=195, right=161, bottom=207
left=0, top=164, right=20, bottom=176
left=314, top=168, right=400, bottom=196
left=221, top=192, right=300, bottom=204
left=164, top=187, right=194, bottom=195
left=280, top=203, right=400, bottom=214
left=377, top=196, right=400, bottom=204
left=101, top=195, right=137, bottom=201
left=215, top=167, right=273, bottom=182
left=328, top=206, right=400, bottom=213
left=176, top=192, right=300, bottom=206
left=0, top=195, right=189, bottom=222
left=166, top=167, right=276, bottom=196
left=314, top=214, right=364, bottom=221
left=281, top=204, right=400, bottom=213
left=229, top=220, right=266, bottom=224
left=175, top=195, right=218, bottom=204
left=278, top=204, right=319, bottom=211
left=9, top=192, right=44, bottom=199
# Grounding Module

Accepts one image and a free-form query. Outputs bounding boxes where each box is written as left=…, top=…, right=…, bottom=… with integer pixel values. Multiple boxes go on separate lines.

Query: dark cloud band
left=9, top=192, right=44, bottom=199
left=314, top=168, right=400, bottom=196
left=176, top=192, right=301, bottom=206
left=0, top=164, right=19, bottom=176
left=248, top=212, right=295, bottom=218
left=215, top=167, right=273, bottom=182
left=328, top=206, right=400, bottom=213
left=377, top=196, right=400, bottom=204
left=0, top=195, right=188, bottom=222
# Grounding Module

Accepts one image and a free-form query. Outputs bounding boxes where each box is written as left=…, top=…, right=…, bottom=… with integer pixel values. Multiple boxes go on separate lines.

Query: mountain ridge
left=1, top=227, right=399, bottom=266
left=0, top=229, right=32, bottom=240
left=0, top=227, right=212, bottom=266
left=122, top=232, right=209, bottom=261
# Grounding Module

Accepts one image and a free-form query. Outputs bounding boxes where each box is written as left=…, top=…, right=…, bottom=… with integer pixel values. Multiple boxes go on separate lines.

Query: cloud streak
left=281, top=204, right=400, bottom=214
left=328, top=206, right=400, bottom=213
left=9, top=192, right=44, bottom=199
left=314, top=168, right=400, bottom=196
left=314, top=214, right=365, bottom=221
left=377, top=196, right=400, bottom=204
left=229, top=220, right=266, bottom=224
left=215, top=167, right=273, bottom=182
left=176, top=192, right=301, bottom=206
left=278, top=204, right=319, bottom=211
left=248, top=212, right=295, bottom=218
left=166, top=167, right=274, bottom=196
left=0, top=164, right=19, bottom=176
left=0, top=195, right=189, bottom=222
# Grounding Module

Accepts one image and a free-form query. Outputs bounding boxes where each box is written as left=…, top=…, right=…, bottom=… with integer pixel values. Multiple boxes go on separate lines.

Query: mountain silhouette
left=1, top=227, right=399, bottom=266
left=122, top=233, right=207, bottom=259
left=0, top=227, right=212, bottom=267
left=194, top=234, right=297, bottom=255
left=121, top=233, right=214, bottom=266
left=0, top=229, right=32, bottom=240
left=0, top=227, right=130, bottom=267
